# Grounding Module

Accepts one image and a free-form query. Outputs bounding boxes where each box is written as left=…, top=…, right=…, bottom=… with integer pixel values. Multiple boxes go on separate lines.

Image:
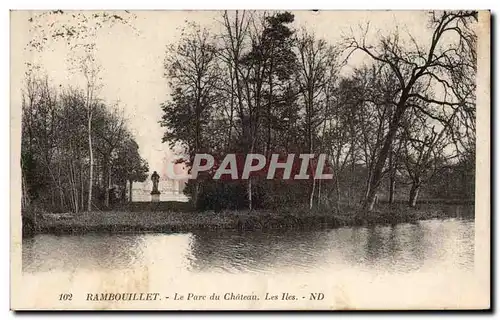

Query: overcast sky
left=11, top=10, right=432, bottom=174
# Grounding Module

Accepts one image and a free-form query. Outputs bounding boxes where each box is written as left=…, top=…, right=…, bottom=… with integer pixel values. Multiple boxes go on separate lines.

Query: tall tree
left=93, top=102, right=127, bottom=207
left=295, top=30, right=340, bottom=209
left=113, top=138, right=149, bottom=202
left=161, top=23, right=220, bottom=208
left=25, top=10, right=137, bottom=212
left=344, top=11, right=478, bottom=212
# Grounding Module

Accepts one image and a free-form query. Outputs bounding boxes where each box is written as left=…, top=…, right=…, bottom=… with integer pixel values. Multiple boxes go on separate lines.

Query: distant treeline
left=161, top=11, right=477, bottom=212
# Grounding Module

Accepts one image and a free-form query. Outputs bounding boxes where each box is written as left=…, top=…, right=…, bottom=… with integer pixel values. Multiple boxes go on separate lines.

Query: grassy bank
left=26, top=202, right=474, bottom=235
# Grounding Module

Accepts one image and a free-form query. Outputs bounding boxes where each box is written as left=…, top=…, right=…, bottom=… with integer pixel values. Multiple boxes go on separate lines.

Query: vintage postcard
left=10, top=10, right=490, bottom=310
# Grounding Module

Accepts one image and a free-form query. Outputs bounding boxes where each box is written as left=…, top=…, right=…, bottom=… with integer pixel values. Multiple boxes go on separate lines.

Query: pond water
left=20, top=218, right=484, bottom=310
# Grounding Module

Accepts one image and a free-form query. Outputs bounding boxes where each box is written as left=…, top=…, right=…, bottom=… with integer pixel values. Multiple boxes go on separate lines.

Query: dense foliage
left=21, top=75, right=149, bottom=213
left=161, top=11, right=477, bottom=212
left=21, top=10, right=148, bottom=213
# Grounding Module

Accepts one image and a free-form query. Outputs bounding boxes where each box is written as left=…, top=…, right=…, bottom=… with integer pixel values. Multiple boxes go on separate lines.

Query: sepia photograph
left=10, top=9, right=490, bottom=310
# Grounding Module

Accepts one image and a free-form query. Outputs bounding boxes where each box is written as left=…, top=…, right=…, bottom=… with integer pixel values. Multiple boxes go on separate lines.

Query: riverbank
left=26, top=202, right=474, bottom=235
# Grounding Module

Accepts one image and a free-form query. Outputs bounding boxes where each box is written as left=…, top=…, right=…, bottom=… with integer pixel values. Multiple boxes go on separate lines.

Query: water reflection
left=188, top=219, right=474, bottom=275
left=189, top=230, right=330, bottom=274
left=362, top=224, right=426, bottom=272
left=23, top=234, right=143, bottom=272
left=22, top=233, right=194, bottom=274
left=23, top=219, right=474, bottom=276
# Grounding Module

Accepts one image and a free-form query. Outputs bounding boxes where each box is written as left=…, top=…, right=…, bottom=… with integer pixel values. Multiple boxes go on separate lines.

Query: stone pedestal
left=151, top=191, right=160, bottom=202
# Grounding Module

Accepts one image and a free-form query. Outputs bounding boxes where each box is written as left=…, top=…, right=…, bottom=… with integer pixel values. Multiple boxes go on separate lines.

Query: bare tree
left=94, top=102, right=127, bottom=207
left=295, top=30, right=340, bottom=209
left=162, top=23, right=220, bottom=208
left=343, top=10, right=477, bottom=212
left=25, top=10, right=137, bottom=212
left=400, top=99, right=460, bottom=206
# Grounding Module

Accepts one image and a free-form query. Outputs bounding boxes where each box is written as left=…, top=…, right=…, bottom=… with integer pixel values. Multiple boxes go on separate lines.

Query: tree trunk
left=227, top=74, right=235, bottom=149
left=104, top=161, right=111, bottom=207
left=70, top=159, right=79, bottom=213
left=194, top=180, right=200, bottom=210
left=317, top=179, right=322, bottom=206
left=334, top=176, right=341, bottom=212
left=363, top=173, right=372, bottom=204
left=128, top=179, right=133, bottom=202
left=193, top=93, right=201, bottom=210
left=21, top=172, right=29, bottom=210
left=51, top=188, right=55, bottom=208
left=87, top=112, right=93, bottom=212
left=309, top=178, right=316, bottom=210
left=248, top=178, right=253, bottom=211
left=80, top=163, right=85, bottom=209
left=48, top=161, right=65, bottom=211
left=365, top=191, right=378, bottom=212
left=266, top=62, right=273, bottom=157
left=363, top=103, right=408, bottom=212
left=408, top=183, right=420, bottom=207
left=51, top=166, right=66, bottom=211
left=307, top=117, right=314, bottom=209
left=58, top=186, right=65, bottom=210
left=348, top=158, right=354, bottom=206
left=247, top=136, right=257, bottom=211
left=388, top=148, right=395, bottom=204
left=389, top=177, right=396, bottom=204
